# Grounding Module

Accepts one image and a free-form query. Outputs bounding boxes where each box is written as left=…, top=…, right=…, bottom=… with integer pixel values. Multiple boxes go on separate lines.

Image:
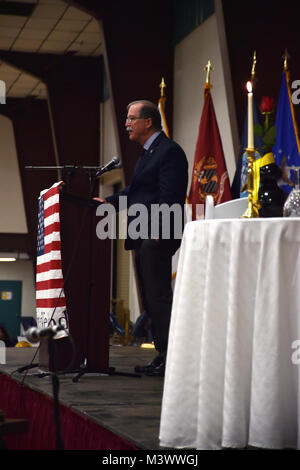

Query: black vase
left=258, top=163, right=288, bottom=217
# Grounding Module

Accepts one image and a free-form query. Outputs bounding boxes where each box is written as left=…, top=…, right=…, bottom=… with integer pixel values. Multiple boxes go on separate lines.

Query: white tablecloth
left=160, top=218, right=300, bottom=450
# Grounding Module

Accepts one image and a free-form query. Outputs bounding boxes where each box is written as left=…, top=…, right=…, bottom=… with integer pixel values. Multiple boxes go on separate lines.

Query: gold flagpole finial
left=204, top=60, right=212, bottom=85
left=160, top=77, right=167, bottom=97
left=251, top=50, right=256, bottom=84
left=283, top=49, right=290, bottom=71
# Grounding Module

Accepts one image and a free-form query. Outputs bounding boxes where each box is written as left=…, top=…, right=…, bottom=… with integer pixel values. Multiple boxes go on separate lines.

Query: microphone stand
left=48, top=332, right=64, bottom=450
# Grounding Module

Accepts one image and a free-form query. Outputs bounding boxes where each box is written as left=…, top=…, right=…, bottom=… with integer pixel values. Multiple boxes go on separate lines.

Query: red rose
left=260, top=96, right=274, bottom=113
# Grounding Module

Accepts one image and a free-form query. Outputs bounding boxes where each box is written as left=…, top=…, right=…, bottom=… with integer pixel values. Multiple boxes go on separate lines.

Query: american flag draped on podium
left=36, top=181, right=69, bottom=333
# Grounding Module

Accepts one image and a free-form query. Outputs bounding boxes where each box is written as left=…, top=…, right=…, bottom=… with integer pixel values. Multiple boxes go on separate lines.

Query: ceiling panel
left=76, top=31, right=99, bottom=44
left=31, top=3, right=68, bottom=19
left=0, top=26, right=23, bottom=37
left=55, top=18, right=87, bottom=32
left=61, top=6, right=92, bottom=21
left=11, top=38, right=41, bottom=51
left=14, top=73, right=39, bottom=85
left=25, top=17, right=59, bottom=29
left=0, top=14, right=28, bottom=27
left=38, top=39, right=74, bottom=52
left=0, top=37, right=15, bottom=48
left=18, top=27, right=50, bottom=40
left=47, top=29, right=79, bottom=41
left=0, top=63, right=20, bottom=87
left=0, top=0, right=103, bottom=98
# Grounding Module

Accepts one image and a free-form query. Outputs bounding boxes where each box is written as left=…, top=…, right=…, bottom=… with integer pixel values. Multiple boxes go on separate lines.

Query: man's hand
left=93, top=197, right=107, bottom=203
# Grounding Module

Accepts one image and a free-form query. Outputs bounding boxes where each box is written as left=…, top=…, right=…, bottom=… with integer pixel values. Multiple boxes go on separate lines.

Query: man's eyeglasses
left=126, top=116, right=144, bottom=123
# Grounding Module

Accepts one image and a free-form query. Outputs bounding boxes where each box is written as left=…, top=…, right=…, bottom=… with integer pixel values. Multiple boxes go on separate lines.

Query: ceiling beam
left=0, top=1, right=36, bottom=17
left=0, top=50, right=52, bottom=80
left=0, top=50, right=100, bottom=82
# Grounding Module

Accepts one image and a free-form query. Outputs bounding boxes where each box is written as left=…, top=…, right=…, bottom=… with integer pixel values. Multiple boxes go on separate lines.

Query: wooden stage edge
left=0, top=344, right=165, bottom=450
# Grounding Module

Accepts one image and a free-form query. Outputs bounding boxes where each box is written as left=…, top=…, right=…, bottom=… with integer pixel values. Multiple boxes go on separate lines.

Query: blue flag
left=231, top=99, right=263, bottom=199
left=273, top=71, right=300, bottom=194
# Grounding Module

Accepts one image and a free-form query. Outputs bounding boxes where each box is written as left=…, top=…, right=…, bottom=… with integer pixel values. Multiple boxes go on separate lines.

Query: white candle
left=247, top=81, right=254, bottom=149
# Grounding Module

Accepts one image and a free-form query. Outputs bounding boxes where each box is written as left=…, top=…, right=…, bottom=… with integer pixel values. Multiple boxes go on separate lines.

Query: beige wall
left=0, top=116, right=34, bottom=319
left=0, top=115, right=28, bottom=233
left=172, top=13, right=238, bottom=185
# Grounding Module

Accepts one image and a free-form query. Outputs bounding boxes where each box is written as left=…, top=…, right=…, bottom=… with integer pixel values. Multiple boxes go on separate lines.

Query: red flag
left=36, top=182, right=69, bottom=334
left=188, top=84, right=232, bottom=220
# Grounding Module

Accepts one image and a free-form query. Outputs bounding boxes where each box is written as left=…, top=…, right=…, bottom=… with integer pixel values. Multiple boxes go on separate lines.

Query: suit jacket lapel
left=132, top=132, right=166, bottom=181
left=147, top=131, right=165, bottom=155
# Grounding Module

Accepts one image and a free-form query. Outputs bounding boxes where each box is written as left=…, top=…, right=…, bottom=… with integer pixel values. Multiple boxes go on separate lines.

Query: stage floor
left=0, top=344, right=165, bottom=450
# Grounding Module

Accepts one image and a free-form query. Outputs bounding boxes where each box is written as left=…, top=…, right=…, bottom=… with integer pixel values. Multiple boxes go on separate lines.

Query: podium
left=39, top=189, right=111, bottom=373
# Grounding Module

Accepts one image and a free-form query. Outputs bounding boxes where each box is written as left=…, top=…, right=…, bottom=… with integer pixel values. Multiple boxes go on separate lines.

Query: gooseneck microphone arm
left=25, top=157, right=122, bottom=177
left=25, top=158, right=122, bottom=191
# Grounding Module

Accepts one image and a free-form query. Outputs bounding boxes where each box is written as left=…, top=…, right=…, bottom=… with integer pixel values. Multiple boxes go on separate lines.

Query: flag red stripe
left=44, top=203, right=60, bottom=219
left=43, top=186, right=61, bottom=200
left=36, top=278, right=64, bottom=290
left=44, top=241, right=61, bottom=254
left=36, top=259, right=62, bottom=273
left=44, top=222, right=60, bottom=236
left=36, top=297, right=66, bottom=308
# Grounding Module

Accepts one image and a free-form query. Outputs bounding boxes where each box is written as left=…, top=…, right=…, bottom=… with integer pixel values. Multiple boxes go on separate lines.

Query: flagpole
left=204, top=60, right=213, bottom=97
left=160, top=77, right=167, bottom=97
left=283, top=49, right=300, bottom=157
left=158, top=77, right=170, bottom=138
left=251, top=50, right=256, bottom=87
left=205, top=60, right=212, bottom=84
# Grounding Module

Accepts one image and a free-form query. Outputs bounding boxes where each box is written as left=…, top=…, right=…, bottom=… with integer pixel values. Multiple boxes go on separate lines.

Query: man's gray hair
left=127, top=100, right=162, bottom=131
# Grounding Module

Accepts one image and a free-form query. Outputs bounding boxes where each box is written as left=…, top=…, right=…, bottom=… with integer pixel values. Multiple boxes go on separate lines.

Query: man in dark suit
left=97, top=100, right=188, bottom=376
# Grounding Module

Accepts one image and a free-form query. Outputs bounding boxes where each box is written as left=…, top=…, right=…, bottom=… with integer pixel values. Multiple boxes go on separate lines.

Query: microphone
left=25, top=325, right=66, bottom=343
left=100, top=157, right=122, bottom=174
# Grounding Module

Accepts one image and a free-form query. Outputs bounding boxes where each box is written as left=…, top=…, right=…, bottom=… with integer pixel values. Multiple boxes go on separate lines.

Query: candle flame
left=246, top=81, right=252, bottom=93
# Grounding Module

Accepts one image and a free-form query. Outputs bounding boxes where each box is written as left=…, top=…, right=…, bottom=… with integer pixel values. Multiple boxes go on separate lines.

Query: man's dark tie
left=135, top=148, right=148, bottom=174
